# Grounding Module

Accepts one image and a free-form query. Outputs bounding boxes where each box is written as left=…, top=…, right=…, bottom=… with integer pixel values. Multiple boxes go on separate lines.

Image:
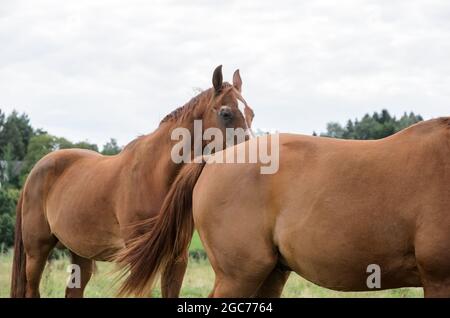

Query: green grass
left=0, top=250, right=422, bottom=298
left=189, top=231, right=204, bottom=251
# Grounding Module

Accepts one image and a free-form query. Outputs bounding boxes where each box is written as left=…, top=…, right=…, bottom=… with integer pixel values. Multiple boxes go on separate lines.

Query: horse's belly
left=277, top=213, right=422, bottom=290
left=49, top=212, right=124, bottom=261
left=286, top=248, right=421, bottom=291
left=46, top=190, right=124, bottom=261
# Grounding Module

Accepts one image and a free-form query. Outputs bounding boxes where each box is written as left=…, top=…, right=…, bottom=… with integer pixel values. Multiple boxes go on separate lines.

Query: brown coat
left=118, top=117, right=450, bottom=297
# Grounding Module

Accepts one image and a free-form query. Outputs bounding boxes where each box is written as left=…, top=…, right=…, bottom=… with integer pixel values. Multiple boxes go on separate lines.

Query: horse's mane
left=122, top=83, right=232, bottom=152
left=438, top=116, right=450, bottom=127
left=159, top=88, right=211, bottom=125
left=159, top=83, right=232, bottom=125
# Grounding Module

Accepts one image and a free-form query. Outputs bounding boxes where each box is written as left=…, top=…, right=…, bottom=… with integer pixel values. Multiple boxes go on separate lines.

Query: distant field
left=0, top=249, right=422, bottom=298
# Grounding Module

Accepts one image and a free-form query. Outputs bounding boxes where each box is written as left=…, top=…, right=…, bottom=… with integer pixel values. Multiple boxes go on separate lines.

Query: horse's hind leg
left=415, top=218, right=450, bottom=298
left=24, top=237, right=57, bottom=298
left=417, top=248, right=450, bottom=297
left=213, top=263, right=290, bottom=299
left=209, top=276, right=261, bottom=298
left=422, top=280, right=450, bottom=297
left=161, top=251, right=188, bottom=298
left=22, top=201, right=58, bottom=297
left=207, top=247, right=276, bottom=298
left=65, top=251, right=94, bottom=298
left=254, top=267, right=290, bottom=298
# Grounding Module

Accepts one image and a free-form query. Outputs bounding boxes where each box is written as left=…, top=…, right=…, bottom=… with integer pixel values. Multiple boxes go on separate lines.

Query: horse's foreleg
left=160, top=251, right=188, bottom=298
left=65, top=252, right=94, bottom=298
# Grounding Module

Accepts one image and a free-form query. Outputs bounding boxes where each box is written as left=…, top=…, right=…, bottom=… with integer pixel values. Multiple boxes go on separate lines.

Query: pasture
left=0, top=232, right=423, bottom=298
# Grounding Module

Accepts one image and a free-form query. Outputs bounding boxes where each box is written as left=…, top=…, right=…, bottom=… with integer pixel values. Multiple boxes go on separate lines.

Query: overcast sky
left=1, top=0, right=450, bottom=147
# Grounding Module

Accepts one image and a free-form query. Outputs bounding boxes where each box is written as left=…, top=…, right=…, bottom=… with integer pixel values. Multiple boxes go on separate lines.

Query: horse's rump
left=22, top=149, right=123, bottom=260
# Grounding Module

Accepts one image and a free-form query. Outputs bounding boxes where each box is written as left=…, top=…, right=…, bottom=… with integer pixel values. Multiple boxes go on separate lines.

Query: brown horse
left=117, top=117, right=450, bottom=297
left=10, top=65, right=255, bottom=298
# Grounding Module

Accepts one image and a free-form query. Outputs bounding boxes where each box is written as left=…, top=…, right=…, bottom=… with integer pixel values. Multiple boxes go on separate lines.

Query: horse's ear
left=212, top=65, right=223, bottom=93
left=232, top=69, right=242, bottom=92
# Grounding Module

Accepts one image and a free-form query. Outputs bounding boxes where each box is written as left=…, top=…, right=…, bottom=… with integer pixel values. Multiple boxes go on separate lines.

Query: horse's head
left=201, top=65, right=255, bottom=145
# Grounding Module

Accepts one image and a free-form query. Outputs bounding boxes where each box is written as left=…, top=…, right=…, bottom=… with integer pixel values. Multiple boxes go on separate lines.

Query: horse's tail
left=10, top=190, right=26, bottom=298
left=115, top=161, right=207, bottom=297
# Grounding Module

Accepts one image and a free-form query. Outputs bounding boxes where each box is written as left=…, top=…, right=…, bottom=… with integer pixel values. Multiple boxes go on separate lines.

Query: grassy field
left=0, top=233, right=423, bottom=298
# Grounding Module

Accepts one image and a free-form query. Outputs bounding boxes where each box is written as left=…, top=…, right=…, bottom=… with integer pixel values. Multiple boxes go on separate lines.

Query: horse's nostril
left=219, top=108, right=233, bottom=121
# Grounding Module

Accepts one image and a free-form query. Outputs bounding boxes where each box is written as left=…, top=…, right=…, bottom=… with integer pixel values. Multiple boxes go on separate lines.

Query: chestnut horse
left=10, top=65, right=255, bottom=298
left=117, top=117, right=450, bottom=297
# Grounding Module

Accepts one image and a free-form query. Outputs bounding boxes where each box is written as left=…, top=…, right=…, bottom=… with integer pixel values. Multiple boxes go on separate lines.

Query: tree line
left=0, top=108, right=423, bottom=249
left=317, top=109, right=423, bottom=139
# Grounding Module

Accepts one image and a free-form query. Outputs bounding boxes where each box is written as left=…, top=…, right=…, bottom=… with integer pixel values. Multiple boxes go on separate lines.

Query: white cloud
left=1, top=0, right=449, bottom=146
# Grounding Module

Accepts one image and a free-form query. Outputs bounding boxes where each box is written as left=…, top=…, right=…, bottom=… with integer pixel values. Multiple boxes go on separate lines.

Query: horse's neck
left=121, top=113, right=199, bottom=185
left=120, top=88, right=212, bottom=188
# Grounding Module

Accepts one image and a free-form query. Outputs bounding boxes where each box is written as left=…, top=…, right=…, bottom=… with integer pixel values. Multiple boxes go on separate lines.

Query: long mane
left=159, top=82, right=233, bottom=125
left=159, top=88, right=212, bottom=125
left=122, top=83, right=233, bottom=152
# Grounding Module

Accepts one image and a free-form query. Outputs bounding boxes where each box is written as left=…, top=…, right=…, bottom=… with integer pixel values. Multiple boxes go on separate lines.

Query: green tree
left=321, top=110, right=423, bottom=140
left=0, top=110, right=5, bottom=136
left=397, top=112, right=424, bottom=131
left=73, top=141, right=99, bottom=152
left=2, top=143, right=21, bottom=188
left=323, top=122, right=345, bottom=139
left=101, top=138, right=121, bottom=155
left=0, top=187, right=20, bottom=247
left=19, top=134, right=57, bottom=186
left=55, top=137, right=74, bottom=150
left=0, top=111, right=34, bottom=160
